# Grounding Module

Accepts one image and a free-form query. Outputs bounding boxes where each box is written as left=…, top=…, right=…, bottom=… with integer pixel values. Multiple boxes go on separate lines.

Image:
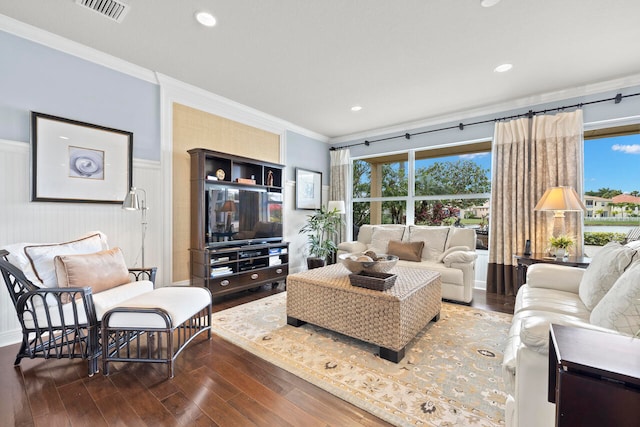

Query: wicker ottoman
left=286, top=264, right=441, bottom=362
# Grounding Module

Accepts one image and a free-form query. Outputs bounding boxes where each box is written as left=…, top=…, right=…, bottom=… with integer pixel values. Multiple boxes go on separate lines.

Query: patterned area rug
left=211, top=293, right=512, bottom=426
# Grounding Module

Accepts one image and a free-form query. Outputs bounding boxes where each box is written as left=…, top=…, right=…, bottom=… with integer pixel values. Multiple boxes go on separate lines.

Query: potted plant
left=299, top=205, right=343, bottom=269
left=549, top=234, right=574, bottom=259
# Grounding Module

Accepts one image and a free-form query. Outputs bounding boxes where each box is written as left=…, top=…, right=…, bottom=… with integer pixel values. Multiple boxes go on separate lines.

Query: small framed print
left=295, top=168, right=322, bottom=210
left=31, top=112, right=133, bottom=203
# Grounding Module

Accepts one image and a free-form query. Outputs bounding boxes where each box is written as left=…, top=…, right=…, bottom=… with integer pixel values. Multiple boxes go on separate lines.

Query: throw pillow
left=578, top=242, right=638, bottom=310
left=368, top=227, right=405, bottom=254
left=387, top=240, right=424, bottom=262
left=590, top=260, right=640, bottom=336
left=24, top=232, right=108, bottom=288
left=408, top=226, right=450, bottom=261
left=54, top=247, right=130, bottom=303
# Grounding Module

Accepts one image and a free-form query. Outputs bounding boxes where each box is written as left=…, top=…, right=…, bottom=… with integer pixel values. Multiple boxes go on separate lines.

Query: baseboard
left=0, top=329, right=21, bottom=348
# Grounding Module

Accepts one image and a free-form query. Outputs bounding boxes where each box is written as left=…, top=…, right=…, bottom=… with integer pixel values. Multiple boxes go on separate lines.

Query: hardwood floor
left=0, top=285, right=515, bottom=427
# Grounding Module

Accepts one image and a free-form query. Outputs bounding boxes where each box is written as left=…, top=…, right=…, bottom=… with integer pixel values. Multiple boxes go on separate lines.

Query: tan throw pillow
left=55, top=247, right=130, bottom=302
left=387, top=240, right=424, bottom=262
left=24, top=233, right=107, bottom=288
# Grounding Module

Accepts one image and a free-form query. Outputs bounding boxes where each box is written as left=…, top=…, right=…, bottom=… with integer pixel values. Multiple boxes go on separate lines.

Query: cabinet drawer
left=208, top=275, right=239, bottom=292
left=266, top=265, right=288, bottom=279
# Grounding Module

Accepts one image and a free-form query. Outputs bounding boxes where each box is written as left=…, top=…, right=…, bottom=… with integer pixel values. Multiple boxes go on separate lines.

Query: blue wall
left=286, top=130, right=330, bottom=184
left=0, top=30, right=160, bottom=161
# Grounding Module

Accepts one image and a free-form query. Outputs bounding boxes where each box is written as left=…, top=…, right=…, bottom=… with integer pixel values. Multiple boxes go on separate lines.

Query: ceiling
left=2, top=0, right=640, bottom=140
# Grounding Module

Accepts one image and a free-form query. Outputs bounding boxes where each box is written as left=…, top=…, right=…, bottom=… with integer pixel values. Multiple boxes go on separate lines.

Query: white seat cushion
left=92, top=280, right=155, bottom=320
left=104, top=287, right=212, bottom=328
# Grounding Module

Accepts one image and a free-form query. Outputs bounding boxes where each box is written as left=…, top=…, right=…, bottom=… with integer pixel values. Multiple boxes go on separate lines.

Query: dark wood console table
left=514, top=253, right=590, bottom=290
left=548, top=324, right=640, bottom=427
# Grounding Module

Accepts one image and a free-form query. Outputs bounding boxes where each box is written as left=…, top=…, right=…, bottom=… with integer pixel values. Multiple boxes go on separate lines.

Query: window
left=584, top=124, right=640, bottom=226
left=352, top=142, right=491, bottom=235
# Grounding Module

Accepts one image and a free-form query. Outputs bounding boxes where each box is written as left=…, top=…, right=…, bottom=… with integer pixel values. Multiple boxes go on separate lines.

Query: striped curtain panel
left=329, top=149, right=350, bottom=241
left=487, top=110, right=584, bottom=296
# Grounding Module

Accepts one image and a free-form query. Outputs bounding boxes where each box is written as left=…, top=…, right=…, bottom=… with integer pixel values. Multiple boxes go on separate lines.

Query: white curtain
left=488, top=110, right=584, bottom=296
left=329, top=149, right=350, bottom=241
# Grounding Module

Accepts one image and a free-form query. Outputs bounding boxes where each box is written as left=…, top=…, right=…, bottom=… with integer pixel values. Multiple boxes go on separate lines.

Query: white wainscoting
left=0, top=139, right=162, bottom=347
left=475, top=249, right=489, bottom=290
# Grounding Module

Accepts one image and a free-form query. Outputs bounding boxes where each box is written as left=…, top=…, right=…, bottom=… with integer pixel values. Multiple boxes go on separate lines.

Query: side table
left=548, top=324, right=640, bottom=427
left=513, top=253, right=590, bottom=290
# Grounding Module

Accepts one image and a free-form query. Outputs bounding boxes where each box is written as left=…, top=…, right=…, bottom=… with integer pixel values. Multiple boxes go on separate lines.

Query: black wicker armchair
left=0, top=249, right=156, bottom=376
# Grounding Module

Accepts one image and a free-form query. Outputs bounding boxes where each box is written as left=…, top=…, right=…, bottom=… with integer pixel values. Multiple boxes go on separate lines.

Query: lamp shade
left=534, top=186, right=585, bottom=212
left=220, top=200, right=236, bottom=212
left=122, top=187, right=140, bottom=210
left=327, top=200, right=346, bottom=214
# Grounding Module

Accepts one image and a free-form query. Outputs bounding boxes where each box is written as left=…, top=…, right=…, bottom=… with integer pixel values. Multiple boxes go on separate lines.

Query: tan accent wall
left=172, top=103, right=280, bottom=282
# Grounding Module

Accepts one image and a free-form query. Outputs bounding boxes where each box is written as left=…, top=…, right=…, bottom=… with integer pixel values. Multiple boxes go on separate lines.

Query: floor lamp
left=327, top=201, right=346, bottom=262
left=123, top=187, right=148, bottom=268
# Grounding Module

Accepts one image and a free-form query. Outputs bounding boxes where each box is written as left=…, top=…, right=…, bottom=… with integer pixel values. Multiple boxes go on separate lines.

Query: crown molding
left=330, top=74, right=640, bottom=144
left=0, top=14, right=328, bottom=142
left=156, top=73, right=328, bottom=141
left=0, top=14, right=157, bottom=84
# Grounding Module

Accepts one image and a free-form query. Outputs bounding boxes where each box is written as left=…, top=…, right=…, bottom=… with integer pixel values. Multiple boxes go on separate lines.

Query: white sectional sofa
left=502, top=241, right=640, bottom=427
left=337, top=224, right=477, bottom=303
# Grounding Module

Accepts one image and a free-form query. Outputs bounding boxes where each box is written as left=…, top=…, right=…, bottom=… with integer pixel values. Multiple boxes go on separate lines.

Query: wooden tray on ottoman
left=349, top=271, right=397, bottom=291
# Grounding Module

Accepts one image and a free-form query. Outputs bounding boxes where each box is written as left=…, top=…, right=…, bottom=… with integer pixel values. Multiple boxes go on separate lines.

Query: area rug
left=211, top=293, right=512, bottom=426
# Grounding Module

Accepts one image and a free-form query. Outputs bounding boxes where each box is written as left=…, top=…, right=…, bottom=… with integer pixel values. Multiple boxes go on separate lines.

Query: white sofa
left=337, top=224, right=477, bottom=303
left=502, top=241, right=640, bottom=427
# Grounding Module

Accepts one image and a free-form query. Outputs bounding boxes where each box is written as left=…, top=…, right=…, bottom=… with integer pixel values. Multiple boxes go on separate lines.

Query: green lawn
left=584, top=219, right=640, bottom=226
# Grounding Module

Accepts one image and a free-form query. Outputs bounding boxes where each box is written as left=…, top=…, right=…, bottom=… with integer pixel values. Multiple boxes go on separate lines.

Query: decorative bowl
left=338, top=252, right=399, bottom=274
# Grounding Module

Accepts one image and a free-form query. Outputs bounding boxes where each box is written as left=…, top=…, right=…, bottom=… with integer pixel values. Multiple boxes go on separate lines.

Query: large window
left=352, top=142, right=491, bottom=233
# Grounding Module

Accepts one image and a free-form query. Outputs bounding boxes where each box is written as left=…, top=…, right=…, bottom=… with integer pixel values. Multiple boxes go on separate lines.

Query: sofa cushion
left=407, top=226, right=450, bottom=261
left=514, top=284, right=590, bottom=319
left=387, top=240, right=424, bottom=262
left=590, top=260, right=640, bottom=336
left=368, top=226, right=405, bottom=254
left=446, top=227, right=476, bottom=250
left=54, top=247, right=131, bottom=303
left=23, top=232, right=109, bottom=288
left=578, top=242, right=637, bottom=310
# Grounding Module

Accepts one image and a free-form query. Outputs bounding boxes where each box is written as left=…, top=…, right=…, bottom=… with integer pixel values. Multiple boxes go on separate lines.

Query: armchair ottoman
left=102, top=286, right=212, bottom=378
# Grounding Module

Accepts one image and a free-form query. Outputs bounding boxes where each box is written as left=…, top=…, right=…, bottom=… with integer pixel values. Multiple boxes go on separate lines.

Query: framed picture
left=31, top=112, right=133, bottom=203
left=295, top=168, right=322, bottom=210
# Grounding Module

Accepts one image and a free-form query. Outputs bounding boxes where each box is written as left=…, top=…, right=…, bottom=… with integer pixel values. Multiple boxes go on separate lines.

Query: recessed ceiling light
left=351, top=105, right=362, bottom=112
left=195, top=11, right=216, bottom=27
left=480, top=0, right=501, bottom=7
left=494, top=63, right=513, bottom=73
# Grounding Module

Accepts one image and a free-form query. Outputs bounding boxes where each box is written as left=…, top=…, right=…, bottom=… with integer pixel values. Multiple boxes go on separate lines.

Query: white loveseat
left=337, top=224, right=477, bottom=303
left=502, top=241, right=640, bottom=427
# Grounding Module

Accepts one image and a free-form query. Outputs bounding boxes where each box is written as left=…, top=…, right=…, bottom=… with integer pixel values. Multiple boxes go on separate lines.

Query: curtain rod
left=330, top=91, right=640, bottom=151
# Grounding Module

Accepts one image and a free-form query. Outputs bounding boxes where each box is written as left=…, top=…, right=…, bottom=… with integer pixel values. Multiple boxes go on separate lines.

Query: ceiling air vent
left=75, top=0, right=130, bottom=23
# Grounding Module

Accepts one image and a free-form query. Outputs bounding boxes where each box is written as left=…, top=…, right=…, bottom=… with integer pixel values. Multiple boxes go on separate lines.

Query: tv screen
left=206, top=185, right=283, bottom=246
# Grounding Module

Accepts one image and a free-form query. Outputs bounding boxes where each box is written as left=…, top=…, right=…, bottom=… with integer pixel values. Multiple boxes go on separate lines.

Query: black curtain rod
left=330, top=91, right=640, bottom=151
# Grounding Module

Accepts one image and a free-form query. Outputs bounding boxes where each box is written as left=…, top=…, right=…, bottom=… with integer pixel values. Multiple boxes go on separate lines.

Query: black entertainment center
left=188, top=148, right=289, bottom=297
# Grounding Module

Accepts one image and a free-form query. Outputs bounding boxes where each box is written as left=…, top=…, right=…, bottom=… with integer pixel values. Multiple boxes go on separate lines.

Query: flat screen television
left=205, top=184, right=283, bottom=247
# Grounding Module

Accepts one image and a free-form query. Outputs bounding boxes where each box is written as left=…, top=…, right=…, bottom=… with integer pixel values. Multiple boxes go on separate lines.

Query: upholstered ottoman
left=101, top=286, right=212, bottom=378
left=287, top=264, right=441, bottom=362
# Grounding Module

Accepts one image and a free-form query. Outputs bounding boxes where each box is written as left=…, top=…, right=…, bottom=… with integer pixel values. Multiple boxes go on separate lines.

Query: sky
left=584, top=133, right=640, bottom=194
